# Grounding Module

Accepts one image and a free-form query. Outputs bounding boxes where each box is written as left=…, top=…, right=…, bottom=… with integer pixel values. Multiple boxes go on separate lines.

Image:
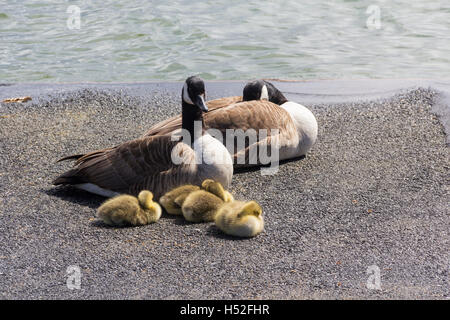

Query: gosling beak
left=195, top=95, right=208, bottom=112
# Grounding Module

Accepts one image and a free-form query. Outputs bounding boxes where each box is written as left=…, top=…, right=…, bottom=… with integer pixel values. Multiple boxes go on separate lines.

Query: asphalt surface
left=0, top=81, right=448, bottom=299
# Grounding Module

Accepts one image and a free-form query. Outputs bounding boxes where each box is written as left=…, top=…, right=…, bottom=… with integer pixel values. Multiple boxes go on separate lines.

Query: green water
left=0, top=0, right=449, bottom=82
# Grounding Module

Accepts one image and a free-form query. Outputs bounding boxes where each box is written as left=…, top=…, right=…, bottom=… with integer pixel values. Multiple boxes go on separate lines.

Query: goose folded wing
left=204, top=101, right=298, bottom=166
left=59, top=135, right=189, bottom=194
left=205, top=100, right=294, bottom=135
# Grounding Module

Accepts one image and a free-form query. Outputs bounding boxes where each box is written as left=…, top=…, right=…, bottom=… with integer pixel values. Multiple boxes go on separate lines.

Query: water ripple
left=1, top=0, right=449, bottom=82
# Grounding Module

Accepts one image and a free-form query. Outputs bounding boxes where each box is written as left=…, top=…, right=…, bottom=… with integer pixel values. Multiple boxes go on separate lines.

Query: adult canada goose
left=97, top=190, right=162, bottom=226
left=53, top=76, right=233, bottom=199
left=141, top=80, right=318, bottom=167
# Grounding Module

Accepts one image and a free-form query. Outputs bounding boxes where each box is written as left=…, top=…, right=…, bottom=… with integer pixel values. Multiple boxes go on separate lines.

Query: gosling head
left=238, top=201, right=263, bottom=219
left=182, top=76, right=208, bottom=112
left=201, top=178, right=218, bottom=190
left=138, top=190, right=155, bottom=209
left=242, top=79, right=288, bottom=105
left=201, top=179, right=233, bottom=202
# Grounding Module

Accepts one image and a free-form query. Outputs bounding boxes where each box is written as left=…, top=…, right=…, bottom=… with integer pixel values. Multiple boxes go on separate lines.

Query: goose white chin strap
left=260, top=85, right=269, bottom=100
left=183, top=82, right=194, bottom=104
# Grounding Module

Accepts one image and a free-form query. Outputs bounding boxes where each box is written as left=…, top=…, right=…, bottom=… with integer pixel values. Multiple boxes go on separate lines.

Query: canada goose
left=141, top=80, right=318, bottom=167
left=97, top=190, right=162, bottom=226
left=242, top=79, right=288, bottom=105
left=159, top=184, right=200, bottom=215
left=181, top=179, right=233, bottom=223
left=53, top=76, right=233, bottom=199
left=214, top=200, right=264, bottom=237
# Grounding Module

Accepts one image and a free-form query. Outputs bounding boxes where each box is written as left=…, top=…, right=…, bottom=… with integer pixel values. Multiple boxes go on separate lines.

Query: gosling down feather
left=97, top=190, right=162, bottom=226
left=215, top=200, right=264, bottom=237
left=181, top=179, right=233, bottom=223
left=159, top=184, right=200, bottom=215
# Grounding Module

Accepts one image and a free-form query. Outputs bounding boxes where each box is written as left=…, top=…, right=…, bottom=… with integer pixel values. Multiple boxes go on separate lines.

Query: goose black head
left=182, top=76, right=208, bottom=112
left=242, top=79, right=288, bottom=105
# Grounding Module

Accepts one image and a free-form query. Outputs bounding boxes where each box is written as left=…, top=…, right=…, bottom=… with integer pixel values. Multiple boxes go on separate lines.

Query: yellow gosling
left=181, top=179, right=233, bottom=223
left=181, top=190, right=224, bottom=223
left=214, top=201, right=264, bottom=237
left=201, top=179, right=234, bottom=202
left=97, top=190, right=161, bottom=226
left=159, top=185, right=200, bottom=215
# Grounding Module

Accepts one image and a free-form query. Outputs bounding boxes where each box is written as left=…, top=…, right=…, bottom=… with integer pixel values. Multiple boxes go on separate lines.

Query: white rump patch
left=75, top=183, right=120, bottom=198
left=260, top=85, right=269, bottom=100
left=183, top=82, right=194, bottom=105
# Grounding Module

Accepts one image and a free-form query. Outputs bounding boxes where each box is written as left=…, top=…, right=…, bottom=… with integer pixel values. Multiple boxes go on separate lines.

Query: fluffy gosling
left=97, top=190, right=162, bottom=226
left=214, top=201, right=264, bottom=237
left=181, top=179, right=233, bottom=223
left=159, top=184, right=200, bottom=215
left=202, top=179, right=234, bottom=202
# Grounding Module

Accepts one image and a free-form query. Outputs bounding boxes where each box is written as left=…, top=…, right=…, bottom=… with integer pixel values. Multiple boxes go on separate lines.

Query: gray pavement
left=0, top=80, right=448, bottom=299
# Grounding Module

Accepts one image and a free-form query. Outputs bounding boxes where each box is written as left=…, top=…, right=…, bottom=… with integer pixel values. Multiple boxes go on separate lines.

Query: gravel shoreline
left=0, top=84, right=448, bottom=299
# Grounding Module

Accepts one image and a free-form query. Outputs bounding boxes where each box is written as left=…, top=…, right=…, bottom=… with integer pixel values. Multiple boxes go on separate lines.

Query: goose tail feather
left=53, top=169, right=84, bottom=185
left=56, top=154, right=85, bottom=162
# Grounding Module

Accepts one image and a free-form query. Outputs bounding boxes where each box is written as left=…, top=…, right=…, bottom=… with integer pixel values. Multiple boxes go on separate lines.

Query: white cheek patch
left=183, top=82, right=194, bottom=105
left=260, top=85, right=269, bottom=100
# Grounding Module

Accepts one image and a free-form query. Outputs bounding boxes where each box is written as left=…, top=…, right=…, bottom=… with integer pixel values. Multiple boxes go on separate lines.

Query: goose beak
left=195, top=95, right=208, bottom=112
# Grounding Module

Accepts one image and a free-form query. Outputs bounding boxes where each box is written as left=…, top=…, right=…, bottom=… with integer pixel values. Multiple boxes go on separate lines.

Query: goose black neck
left=182, top=101, right=205, bottom=145
left=277, top=94, right=289, bottom=105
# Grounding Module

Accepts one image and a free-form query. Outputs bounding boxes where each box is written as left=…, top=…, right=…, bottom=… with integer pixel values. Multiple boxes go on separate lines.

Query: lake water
left=0, top=0, right=449, bottom=82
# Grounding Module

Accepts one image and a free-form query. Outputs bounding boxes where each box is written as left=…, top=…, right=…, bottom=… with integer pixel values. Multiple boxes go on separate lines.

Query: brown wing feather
left=54, top=135, right=198, bottom=198
left=203, top=100, right=298, bottom=166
